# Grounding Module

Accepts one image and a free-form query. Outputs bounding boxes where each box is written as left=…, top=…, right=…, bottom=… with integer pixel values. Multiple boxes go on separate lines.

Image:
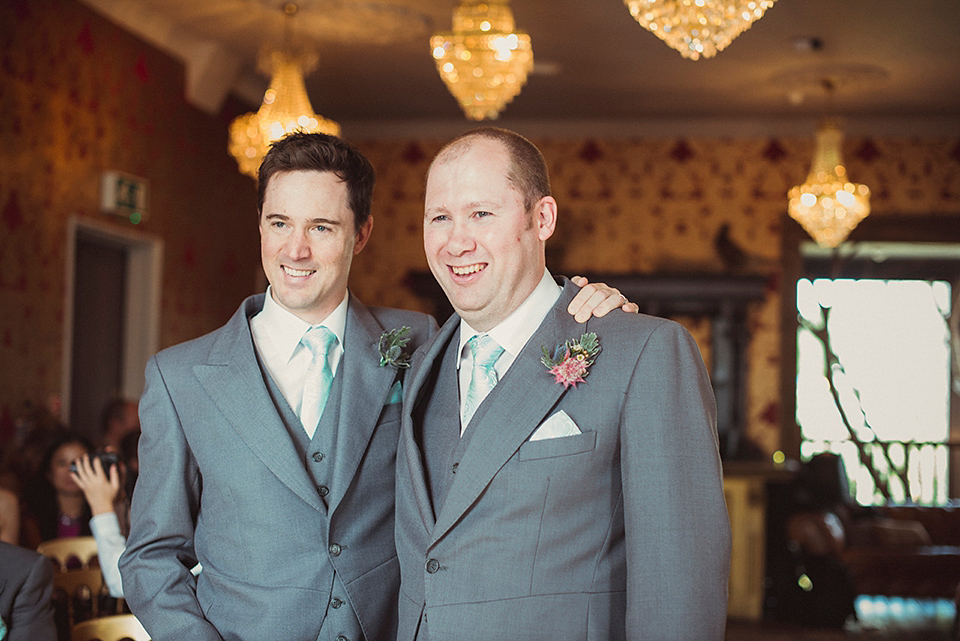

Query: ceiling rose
left=770, top=63, right=890, bottom=94
left=248, top=0, right=432, bottom=44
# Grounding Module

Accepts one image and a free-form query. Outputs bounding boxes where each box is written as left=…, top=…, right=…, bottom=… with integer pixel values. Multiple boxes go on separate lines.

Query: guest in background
left=20, top=432, right=93, bottom=551
left=0, top=486, right=19, bottom=544
left=0, top=402, right=65, bottom=500
left=99, top=399, right=140, bottom=452
left=0, top=541, right=56, bottom=641
left=71, top=453, right=127, bottom=597
left=118, top=430, right=140, bottom=504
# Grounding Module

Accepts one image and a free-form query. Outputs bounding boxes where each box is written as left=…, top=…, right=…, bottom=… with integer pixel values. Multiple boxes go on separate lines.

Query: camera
left=70, top=451, right=120, bottom=475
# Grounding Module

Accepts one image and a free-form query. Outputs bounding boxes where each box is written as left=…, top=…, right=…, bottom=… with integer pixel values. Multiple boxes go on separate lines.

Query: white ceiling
left=79, top=0, right=960, bottom=134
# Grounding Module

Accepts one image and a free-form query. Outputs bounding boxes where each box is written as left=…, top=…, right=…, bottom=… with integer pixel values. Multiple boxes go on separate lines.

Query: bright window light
left=796, top=278, right=951, bottom=505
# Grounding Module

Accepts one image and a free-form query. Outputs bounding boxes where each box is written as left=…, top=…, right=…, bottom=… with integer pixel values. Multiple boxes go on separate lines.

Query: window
left=796, top=277, right=952, bottom=505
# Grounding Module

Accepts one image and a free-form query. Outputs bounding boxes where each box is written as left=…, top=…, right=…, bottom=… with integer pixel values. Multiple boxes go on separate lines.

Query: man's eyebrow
left=263, top=212, right=342, bottom=226
left=425, top=201, right=496, bottom=215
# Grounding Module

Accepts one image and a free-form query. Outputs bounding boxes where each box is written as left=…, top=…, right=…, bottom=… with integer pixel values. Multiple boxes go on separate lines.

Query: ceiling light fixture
left=788, top=118, right=870, bottom=248
left=228, top=3, right=340, bottom=179
left=623, top=0, right=777, bottom=60
left=431, top=0, right=533, bottom=120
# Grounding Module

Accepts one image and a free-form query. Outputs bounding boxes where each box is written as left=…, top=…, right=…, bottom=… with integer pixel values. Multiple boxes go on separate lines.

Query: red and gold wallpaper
left=2, top=0, right=959, bottom=455
left=353, top=136, right=960, bottom=456
left=0, top=0, right=260, bottom=436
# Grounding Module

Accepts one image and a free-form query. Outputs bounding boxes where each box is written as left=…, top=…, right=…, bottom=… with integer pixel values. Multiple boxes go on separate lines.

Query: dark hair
left=38, top=432, right=93, bottom=480
left=431, top=127, right=551, bottom=211
left=100, top=398, right=129, bottom=434
left=257, top=132, right=376, bottom=233
left=24, top=431, right=94, bottom=542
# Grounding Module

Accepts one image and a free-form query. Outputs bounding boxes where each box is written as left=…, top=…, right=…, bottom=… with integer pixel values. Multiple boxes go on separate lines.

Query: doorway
left=62, top=217, right=162, bottom=443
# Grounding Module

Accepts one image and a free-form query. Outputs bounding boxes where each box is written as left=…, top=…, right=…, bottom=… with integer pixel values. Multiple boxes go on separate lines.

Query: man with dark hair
left=120, top=132, right=631, bottom=641
left=100, top=398, right=139, bottom=451
left=395, top=127, right=730, bottom=640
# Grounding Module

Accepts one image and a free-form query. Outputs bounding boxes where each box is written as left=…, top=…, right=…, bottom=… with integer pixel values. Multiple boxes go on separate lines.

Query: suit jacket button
left=330, top=597, right=343, bottom=609
left=329, top=543, right=342, bottom=556
left=313, top=451, right=325, bottom=462
left=426, top=558, right=440, bottom=574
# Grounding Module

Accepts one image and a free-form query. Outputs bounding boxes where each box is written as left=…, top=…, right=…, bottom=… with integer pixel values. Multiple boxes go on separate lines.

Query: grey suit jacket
left=0, top=542, right=56, bottom=641
left=395, top=280, right=731, bottom=641
left=120, top=293, right=435, bottom=641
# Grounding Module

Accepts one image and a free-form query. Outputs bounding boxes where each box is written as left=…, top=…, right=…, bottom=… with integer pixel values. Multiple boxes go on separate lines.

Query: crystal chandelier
left=431, top=0, right=533, bottom=120
left=623, top=0, right=777, bottom=60
left=788, top=119, right=870, bottom=248
left=228, top=4, right=340, bottom=179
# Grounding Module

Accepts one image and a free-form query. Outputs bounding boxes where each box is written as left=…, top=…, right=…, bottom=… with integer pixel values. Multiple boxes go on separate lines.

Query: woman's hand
left=71, top=454, right=121, bottom=516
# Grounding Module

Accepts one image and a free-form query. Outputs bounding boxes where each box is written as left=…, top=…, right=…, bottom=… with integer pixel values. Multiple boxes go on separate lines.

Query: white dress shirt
left=250, top=287, right=348, bottom=421
left=457, top=269, right=561, bottom=434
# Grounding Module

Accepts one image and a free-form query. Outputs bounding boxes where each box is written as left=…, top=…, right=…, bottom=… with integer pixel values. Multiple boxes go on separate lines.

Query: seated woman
left=21, top=432, right=95, bottom=553
left=70, top=450, right=128, bottom=598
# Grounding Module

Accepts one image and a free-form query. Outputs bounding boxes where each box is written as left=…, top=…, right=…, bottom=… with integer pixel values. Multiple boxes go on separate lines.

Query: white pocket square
left=529, top=410, right=582, bottom=441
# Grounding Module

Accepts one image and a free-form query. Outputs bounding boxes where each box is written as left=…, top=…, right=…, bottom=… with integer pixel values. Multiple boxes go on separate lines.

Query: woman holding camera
left=20, top=432, right=94, bottom=551
left=70, top=448, right=128, bottom=598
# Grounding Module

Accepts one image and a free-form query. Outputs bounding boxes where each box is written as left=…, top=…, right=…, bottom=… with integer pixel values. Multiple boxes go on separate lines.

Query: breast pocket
left=517, top=430, right=597, bottom=461
left=377, top=400, right=402, bottom=425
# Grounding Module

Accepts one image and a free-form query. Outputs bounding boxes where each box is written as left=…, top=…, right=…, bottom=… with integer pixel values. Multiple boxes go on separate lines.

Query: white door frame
left=61, top=216, right=163, bottom=423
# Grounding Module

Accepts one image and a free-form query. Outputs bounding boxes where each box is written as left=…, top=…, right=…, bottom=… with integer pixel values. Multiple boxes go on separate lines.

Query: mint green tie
left=462, top=334, right=504, bottom=428
left=299, top=326, right=337, bottom=438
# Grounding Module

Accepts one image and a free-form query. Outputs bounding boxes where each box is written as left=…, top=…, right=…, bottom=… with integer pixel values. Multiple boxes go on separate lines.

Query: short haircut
left=431, top=127, right=551, bottom=211
left=100, top=398, right=129, bottom=434
left=257, top=132, right=375, bottom=233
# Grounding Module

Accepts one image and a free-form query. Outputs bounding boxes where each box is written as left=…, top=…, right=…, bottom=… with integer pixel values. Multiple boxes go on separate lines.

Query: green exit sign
left=101, top=171, right=149, bottom=223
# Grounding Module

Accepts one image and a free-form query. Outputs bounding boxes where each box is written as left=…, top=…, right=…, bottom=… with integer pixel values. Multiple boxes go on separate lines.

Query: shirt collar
left=458, top=268, right=561, bottom=368
left=259, top=286, right=349, bottom=363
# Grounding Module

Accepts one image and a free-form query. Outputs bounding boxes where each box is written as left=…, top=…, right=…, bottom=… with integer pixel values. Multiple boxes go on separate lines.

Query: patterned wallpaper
left=0, top=0, right=260, bottom=437
left=2, top=0, right=959, bottom=455
left=352, top=136, right=960, bottom=456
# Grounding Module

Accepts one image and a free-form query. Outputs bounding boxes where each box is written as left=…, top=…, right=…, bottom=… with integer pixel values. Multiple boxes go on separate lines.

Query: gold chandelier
left=623, top=0, right=777, bottom=60
left=228, top=4, right=340, bottom=179
left=788, top=119, right=870, bottom=248
left=431, top=0, right=533, bottom=120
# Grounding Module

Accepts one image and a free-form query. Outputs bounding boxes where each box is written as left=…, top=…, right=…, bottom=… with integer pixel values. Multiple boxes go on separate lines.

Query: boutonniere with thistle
left=379, top=326, right=412, bottom=369
left=541, top=332, right=600, bottom=389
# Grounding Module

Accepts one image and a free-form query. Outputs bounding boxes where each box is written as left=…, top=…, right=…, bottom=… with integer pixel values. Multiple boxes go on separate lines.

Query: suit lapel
left=193, top=296, right=325, bottom=514
left=431, top=283, right=584, bottom=544
left=326, top=296, right=401, bottom=514
left=401, top=313, right=461, bottom=534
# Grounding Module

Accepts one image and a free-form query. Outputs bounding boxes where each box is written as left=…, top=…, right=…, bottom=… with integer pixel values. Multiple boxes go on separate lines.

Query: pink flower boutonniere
left=541, top=332, right=601, bottom=389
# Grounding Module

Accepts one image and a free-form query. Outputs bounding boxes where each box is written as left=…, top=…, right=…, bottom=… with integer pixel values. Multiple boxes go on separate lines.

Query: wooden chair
left=38, top=536, right=100, bottom=571
left=71, top=614, right=150, bottom=641
left=50, top=568, right=112, bottom=637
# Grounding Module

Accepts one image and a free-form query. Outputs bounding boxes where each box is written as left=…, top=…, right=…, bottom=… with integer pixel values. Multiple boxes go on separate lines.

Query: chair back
left=38, top=536, right=99, bottom=570
left=51, top=568, right=118, bottom=637
left=71, top=614, right=151, bottom=641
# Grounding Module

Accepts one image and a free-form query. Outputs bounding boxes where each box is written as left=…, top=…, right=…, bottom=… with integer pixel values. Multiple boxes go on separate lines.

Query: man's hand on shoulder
left=568, top=276, right=640, bottom=323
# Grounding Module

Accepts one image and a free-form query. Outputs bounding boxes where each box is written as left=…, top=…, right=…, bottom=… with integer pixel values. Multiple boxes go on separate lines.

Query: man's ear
left=353, top=216, right=374, bottom=255
left=535, top=196, right=558, bottom=242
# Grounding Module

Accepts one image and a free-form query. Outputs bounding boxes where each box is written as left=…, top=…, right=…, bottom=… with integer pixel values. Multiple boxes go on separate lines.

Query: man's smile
left=281, top=265, right=316, bottom=277
left=451, top=263, right=486, bottom=276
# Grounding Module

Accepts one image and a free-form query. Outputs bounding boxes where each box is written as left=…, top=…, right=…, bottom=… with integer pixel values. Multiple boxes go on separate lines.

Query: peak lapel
left=193, top=297, right=324, bottom=514
left=432, top=283, right=585, bottom=543
left=401, top=313, right=461, bottom=534
left=327, top=297, right=402, bottom=514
